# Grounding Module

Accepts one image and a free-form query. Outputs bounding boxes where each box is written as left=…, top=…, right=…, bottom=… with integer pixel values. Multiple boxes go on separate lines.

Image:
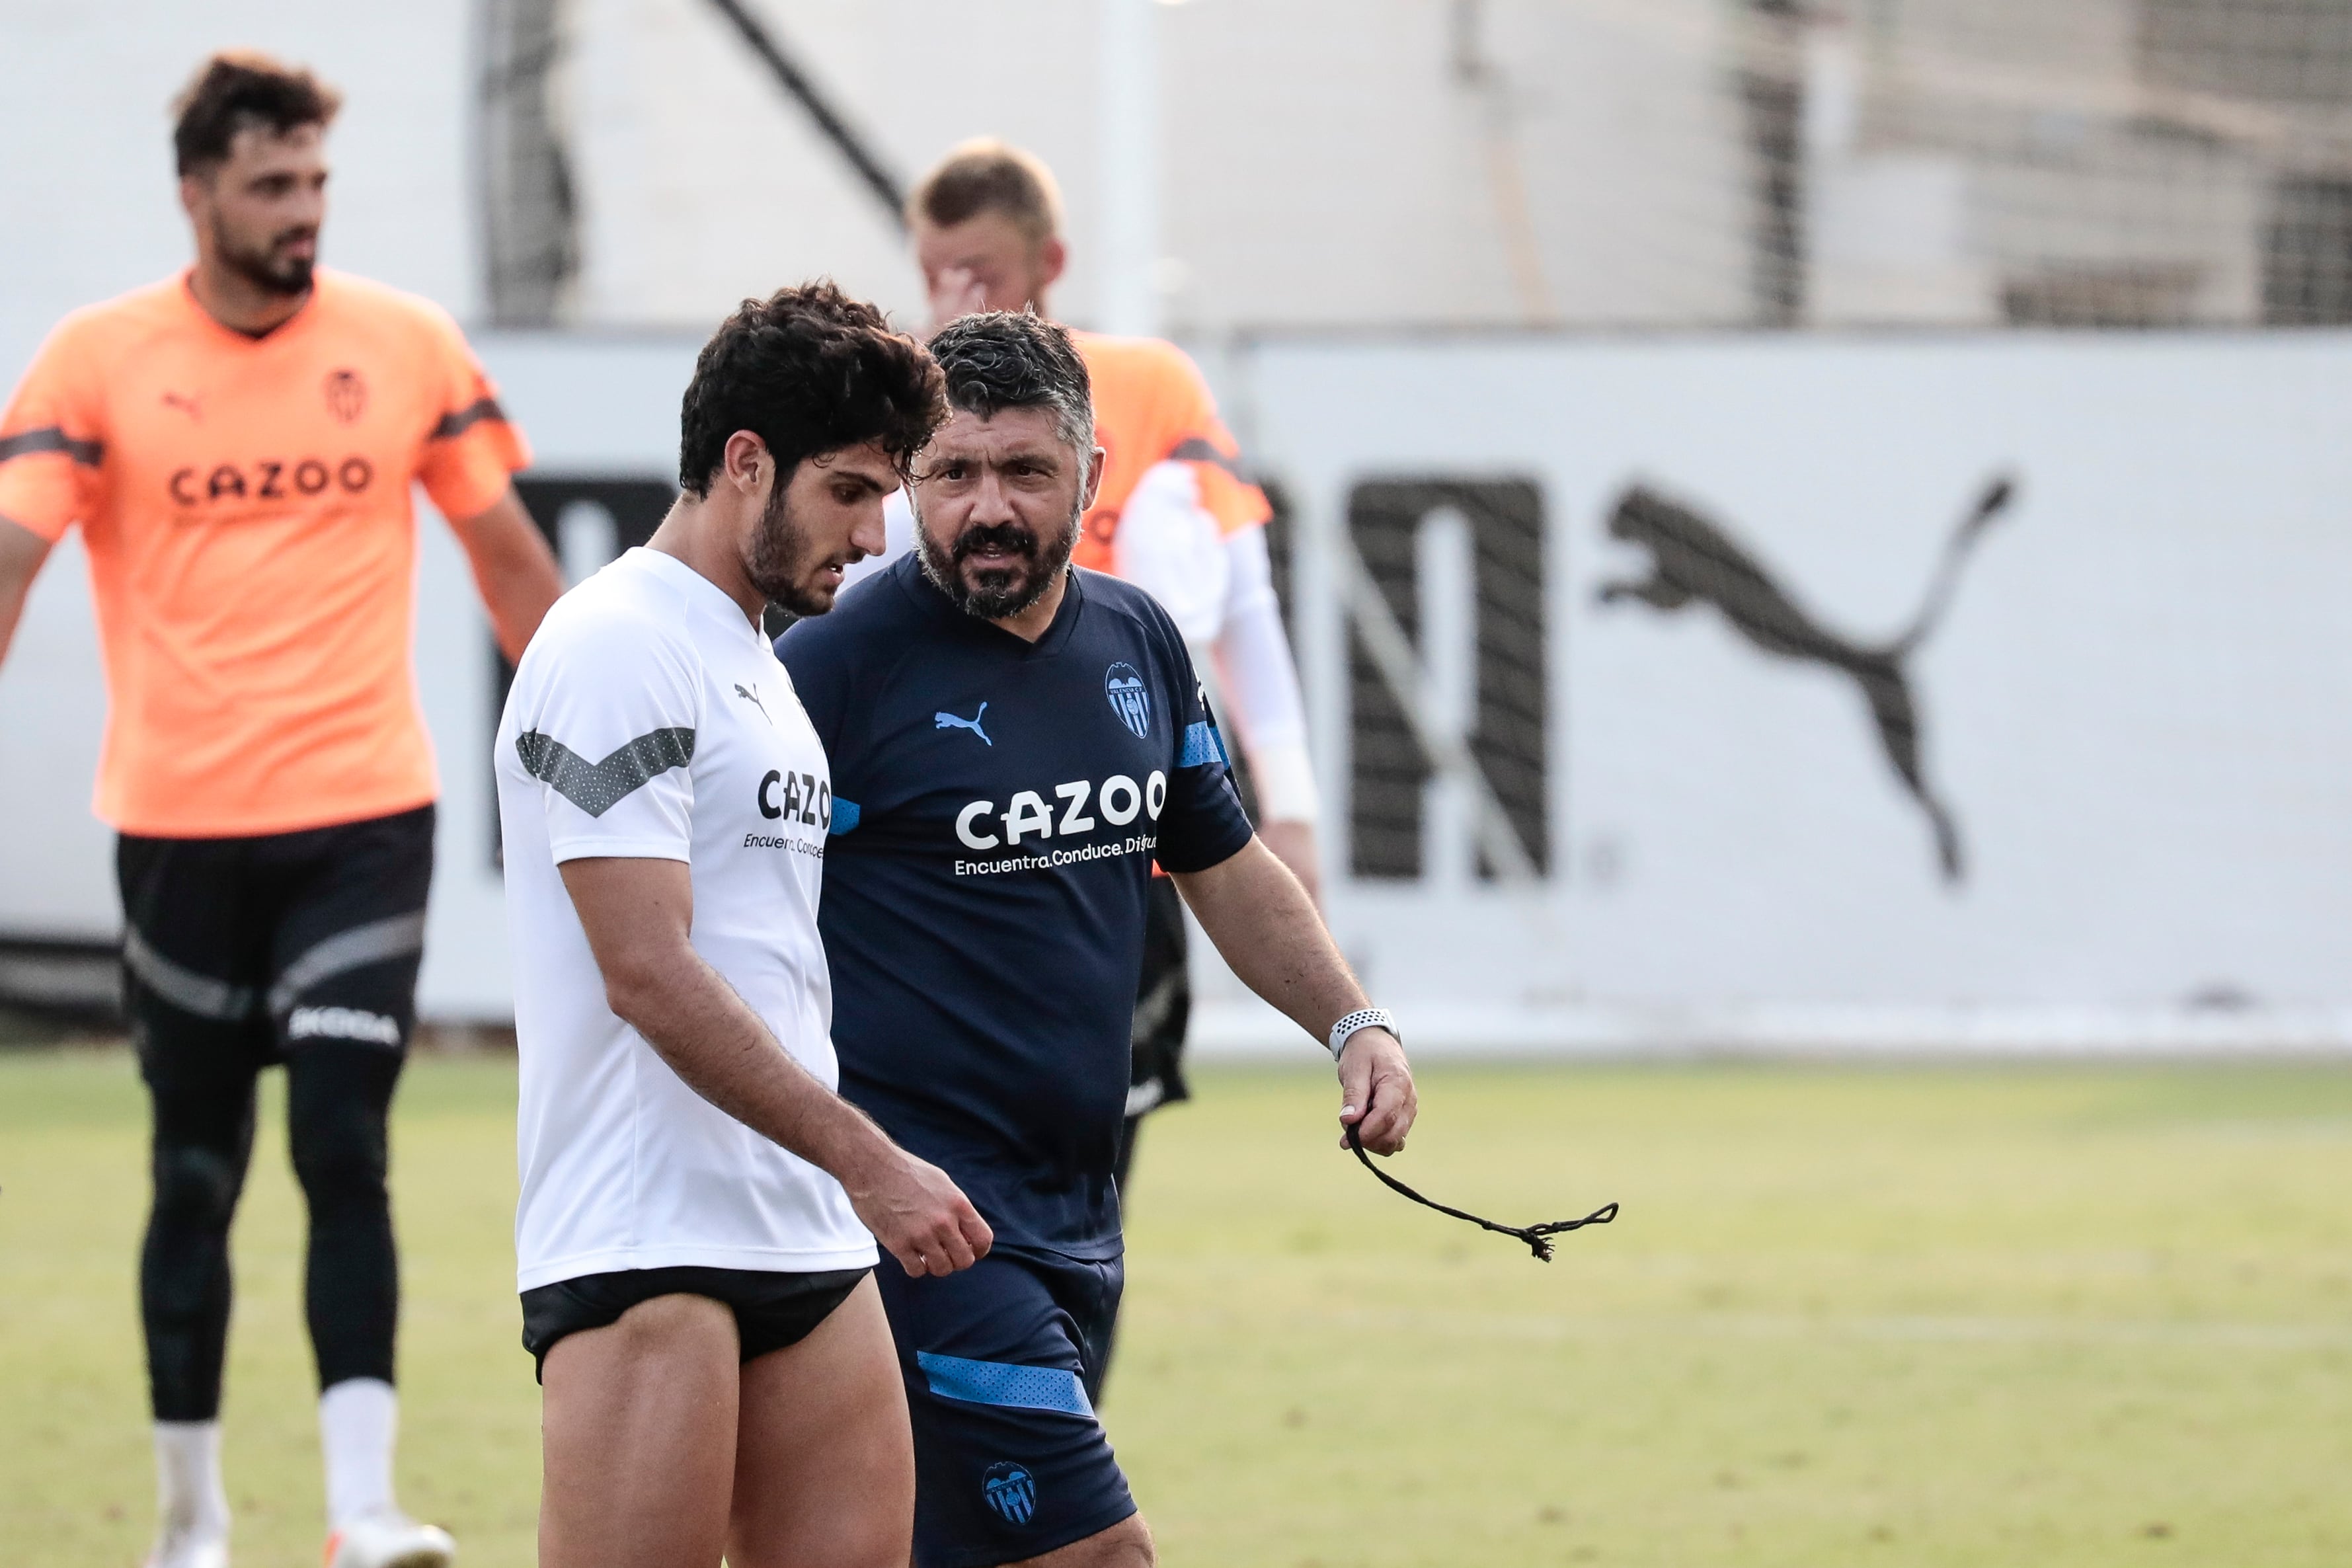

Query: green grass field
left=3, top=1047, right=2349, bottom=1567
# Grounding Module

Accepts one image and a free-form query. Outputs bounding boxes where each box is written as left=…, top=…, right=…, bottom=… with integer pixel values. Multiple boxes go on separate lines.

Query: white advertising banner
left=1204, top=331, right=2352, bottom=1052
left=4, top=329, right=2349, bottom=1050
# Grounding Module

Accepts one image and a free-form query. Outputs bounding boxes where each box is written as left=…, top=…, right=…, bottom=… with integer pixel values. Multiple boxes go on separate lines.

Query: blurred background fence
left=23, top=1, right=2352, bottom=351
left=473, top=0, right=2352, bottom=335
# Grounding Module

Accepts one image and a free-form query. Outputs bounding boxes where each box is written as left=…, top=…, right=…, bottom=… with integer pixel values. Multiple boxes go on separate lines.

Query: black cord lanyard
left=1345, top=1124, right=1618, bottom=1262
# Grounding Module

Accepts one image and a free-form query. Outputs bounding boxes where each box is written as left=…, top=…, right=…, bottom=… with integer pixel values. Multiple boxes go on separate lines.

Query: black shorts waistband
left=520, top=1264, right=872, bottom=1381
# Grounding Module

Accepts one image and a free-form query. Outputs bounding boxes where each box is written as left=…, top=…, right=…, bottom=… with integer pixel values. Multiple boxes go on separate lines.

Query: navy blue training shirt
left=777, top=554, right=1255, bottom=1257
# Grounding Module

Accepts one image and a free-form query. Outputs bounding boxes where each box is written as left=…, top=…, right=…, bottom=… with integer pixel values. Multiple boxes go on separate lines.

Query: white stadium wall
left=5, top=331, right=2350, bottom=1052
left=1206, top=330, right=2352, bottom=1053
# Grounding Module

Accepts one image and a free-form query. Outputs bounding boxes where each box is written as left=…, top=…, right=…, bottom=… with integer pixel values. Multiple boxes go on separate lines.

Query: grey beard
left=916, top=498, right=1080, bottom=621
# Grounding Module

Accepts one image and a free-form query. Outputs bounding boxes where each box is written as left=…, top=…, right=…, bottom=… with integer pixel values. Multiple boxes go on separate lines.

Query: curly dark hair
left=678, top=281, right=945, bottom=498
left=173, top=52, right=342, bottom=176
left=925, top=311, right=1093, bottom=454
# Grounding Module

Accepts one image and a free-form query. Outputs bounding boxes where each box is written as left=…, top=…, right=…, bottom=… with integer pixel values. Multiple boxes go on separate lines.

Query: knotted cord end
left=1345, top=1122, right=1616, bottom=1261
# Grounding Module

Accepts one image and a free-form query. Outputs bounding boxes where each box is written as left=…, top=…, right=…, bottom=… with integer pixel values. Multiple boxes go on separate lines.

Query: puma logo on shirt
left=935, top=703, right=992, bottom=746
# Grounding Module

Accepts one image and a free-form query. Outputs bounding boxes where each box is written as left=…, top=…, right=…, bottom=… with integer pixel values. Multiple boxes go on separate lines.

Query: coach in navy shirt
left=780, top=312, right=1415, bottom=1568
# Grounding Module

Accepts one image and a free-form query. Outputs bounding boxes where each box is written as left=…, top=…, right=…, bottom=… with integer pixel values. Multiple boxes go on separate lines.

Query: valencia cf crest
left=982, top=1462, right=1037, bottom=1525
left=1104, top=663, right=1151, bottom=738
left=323, top=368, right=368, bottom=424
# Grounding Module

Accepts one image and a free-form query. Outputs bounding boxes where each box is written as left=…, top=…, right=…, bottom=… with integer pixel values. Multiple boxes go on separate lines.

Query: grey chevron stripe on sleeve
left=516, top=726, right=696, bottom=817
left=430, top=395, right=508, bottom=440
left=0, top=426, right=104, bottom=466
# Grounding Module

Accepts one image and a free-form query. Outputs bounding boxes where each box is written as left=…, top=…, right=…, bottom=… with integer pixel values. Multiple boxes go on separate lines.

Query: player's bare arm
left=1169, top=837, right=1416, bottom=1154
left=0, top=514, right=52, bottom=667
left=1255, top=820, right=1321, bottom=908
left=449, top=485, right=563, bottom=659
left=558, top=853, right=992, bottom=1276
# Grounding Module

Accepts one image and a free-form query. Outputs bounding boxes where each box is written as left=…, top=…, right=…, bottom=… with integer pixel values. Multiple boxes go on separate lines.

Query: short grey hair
left=924, top=311, right=1094, bottom=456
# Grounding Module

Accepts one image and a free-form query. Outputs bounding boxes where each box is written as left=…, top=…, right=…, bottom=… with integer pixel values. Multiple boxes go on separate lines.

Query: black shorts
left=519, top=1265, right=872, bottom=1381
left=117, top=803, right=436, bottom=1068
left=877, top=1247, right=1135, bottom=1568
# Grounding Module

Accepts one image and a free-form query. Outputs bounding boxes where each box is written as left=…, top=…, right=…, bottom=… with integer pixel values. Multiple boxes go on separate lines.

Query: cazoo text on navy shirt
left=777, top=555, right=1254, bottom=1257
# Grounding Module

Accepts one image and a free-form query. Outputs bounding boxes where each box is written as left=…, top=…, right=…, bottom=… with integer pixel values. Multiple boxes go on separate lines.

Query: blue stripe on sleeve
left=916, top=1352, right=1096, bottom=1417
left=830, top=799, right=861, bottom=835
left=1180, top=720, right=1228, bottom=769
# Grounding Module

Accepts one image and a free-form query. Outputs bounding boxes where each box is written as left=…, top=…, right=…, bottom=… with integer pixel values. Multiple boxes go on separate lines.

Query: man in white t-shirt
left=495, top=282, right=991, bottom=1568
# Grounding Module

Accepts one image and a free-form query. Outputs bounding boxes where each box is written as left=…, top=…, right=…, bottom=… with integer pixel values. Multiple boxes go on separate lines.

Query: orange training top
left=0, top=269, right=529, bottom=838
left=1071, top=333, right=1270, bottom=574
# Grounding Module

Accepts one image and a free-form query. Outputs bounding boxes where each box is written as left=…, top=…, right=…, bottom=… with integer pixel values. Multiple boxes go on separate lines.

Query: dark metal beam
left=699, top=0, right=908, bottom=230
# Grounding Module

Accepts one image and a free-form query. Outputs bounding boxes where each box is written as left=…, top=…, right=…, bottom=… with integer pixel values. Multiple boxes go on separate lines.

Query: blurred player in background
left=780, top=311, right=1413, bottom=1568
left=847, top=139, right=1321, bottom=1297
left=0, top=53, right=562, bottom=1568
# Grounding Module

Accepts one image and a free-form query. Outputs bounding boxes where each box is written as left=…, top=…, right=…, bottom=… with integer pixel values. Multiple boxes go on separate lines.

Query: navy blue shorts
left=875, top=1246, right=1136, bottom=1568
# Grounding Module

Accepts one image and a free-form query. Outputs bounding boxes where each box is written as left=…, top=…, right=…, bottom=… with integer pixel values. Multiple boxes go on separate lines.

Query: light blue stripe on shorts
left=916, top=1351, right=1096, bottom=1417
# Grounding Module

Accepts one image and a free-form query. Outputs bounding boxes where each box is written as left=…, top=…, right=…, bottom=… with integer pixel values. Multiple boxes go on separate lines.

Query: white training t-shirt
left=496, top=546, right=877, bottom=1290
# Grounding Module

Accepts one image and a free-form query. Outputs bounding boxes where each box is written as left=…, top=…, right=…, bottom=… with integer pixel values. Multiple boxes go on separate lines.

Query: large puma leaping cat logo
left=1597, top=475, right=2014, bottom=883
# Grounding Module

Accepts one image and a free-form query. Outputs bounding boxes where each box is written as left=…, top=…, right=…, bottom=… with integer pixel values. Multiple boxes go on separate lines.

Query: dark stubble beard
left=213, top=212, right=317, bottom=297
left=916, top=494, right=1081, bottom=621
left=746, top=483, right=845, bottom=617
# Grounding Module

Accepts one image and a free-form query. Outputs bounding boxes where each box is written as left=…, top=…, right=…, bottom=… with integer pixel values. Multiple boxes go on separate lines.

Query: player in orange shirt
left=841, top=139, right=1324, bottom=1403
left=0, top=55, right=563, bottom=1568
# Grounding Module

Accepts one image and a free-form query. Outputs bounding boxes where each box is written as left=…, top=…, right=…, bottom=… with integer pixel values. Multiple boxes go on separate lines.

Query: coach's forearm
left=1175, top=836, right=1417, bottom=1153
left=1172, top=836, right=1366, bottom=1037
left=0, top=514, right=53, bottom=670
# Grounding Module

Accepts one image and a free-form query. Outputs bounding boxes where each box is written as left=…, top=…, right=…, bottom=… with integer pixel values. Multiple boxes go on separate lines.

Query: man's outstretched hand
left=927, top=266, right=993, bottom=333
left=1167, top=840, right=1416, bottom=1157
left=847, top=1149, right=994, bottom=1278
left=1337, top=1028, right=1416, bottom=1155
